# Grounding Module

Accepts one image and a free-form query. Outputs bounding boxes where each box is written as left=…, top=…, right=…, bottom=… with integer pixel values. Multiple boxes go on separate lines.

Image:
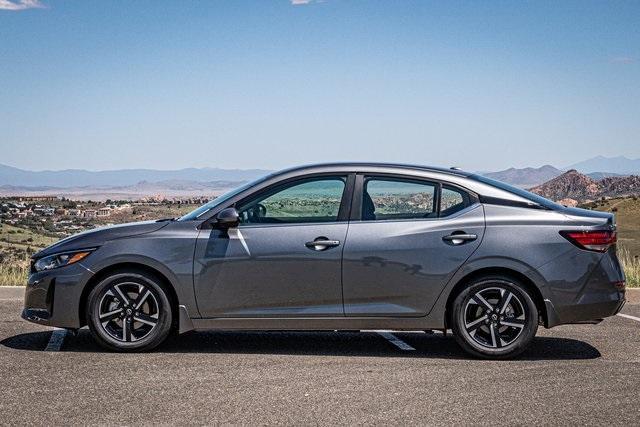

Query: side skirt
left=185, top=316, right=441, bottom=332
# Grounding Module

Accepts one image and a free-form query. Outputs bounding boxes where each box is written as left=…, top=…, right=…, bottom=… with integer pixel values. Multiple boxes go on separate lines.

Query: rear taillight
left=613, top=281, right=626, bottom=291
left=560, top=230, right=617, bottom=253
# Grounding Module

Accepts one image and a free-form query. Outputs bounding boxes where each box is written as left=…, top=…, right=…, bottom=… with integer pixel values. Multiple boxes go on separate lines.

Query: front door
left=194, top=175, right=350, bottom=318
left=342, top=176, right=485, bottom=316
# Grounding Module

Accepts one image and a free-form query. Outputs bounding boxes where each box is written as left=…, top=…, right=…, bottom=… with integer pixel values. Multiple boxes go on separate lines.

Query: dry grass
left=582, top=197, right=640, bottom=258
left=0, top=223, right=50, bottom=286
left=0, top=252, right=29, bottom=286
left=619, top=246, right=640, bottom=288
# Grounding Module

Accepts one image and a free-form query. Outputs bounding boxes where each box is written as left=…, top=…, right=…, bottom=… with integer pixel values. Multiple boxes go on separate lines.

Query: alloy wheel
left=463, top=286, right=526, bottom=349
left=98, top=282, right=159, bottom=342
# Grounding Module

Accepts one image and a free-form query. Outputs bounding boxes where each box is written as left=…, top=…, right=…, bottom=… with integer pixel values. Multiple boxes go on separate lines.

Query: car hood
left=34, top=220, right=170, bottom=258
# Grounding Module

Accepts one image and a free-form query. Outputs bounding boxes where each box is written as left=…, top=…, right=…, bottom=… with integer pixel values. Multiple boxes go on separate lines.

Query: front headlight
left=33, top=250, right=94, bottom=272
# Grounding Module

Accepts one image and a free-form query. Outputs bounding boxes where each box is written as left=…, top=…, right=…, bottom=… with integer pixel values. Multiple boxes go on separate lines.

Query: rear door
left=342, top=175, right=485, bottom=316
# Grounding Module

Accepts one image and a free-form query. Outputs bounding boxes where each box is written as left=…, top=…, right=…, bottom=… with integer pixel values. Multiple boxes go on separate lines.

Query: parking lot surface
left=1, top=287, right=639, bottom=425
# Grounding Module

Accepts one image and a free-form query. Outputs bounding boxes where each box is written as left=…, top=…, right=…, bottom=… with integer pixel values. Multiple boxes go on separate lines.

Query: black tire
left=451, top=276, right=538, bottom=359
left=86, top=270, right=173, bottom=352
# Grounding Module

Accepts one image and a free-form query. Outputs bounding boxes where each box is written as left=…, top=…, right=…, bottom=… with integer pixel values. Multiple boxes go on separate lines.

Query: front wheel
left=451, top=277, right=538, bottom=359
left=86, top=271, right=173, bottom=352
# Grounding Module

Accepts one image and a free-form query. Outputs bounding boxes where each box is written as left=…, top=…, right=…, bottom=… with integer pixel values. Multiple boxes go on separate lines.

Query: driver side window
left=238, top=176, right=347, bottom=225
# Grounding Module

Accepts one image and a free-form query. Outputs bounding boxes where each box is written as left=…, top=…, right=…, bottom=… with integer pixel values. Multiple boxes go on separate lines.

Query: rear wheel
left=451, top=276, right=538, bottom=359
left=86, top=271, right=173, bottom=352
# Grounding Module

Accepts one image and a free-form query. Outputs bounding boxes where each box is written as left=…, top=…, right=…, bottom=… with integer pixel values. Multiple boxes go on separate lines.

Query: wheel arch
left=78, top=262, right=180, bottom=329
left=444, top=267, right=548, bottom=328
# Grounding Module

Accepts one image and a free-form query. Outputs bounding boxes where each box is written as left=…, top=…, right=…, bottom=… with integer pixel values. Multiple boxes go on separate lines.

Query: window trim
left=232, top=173, right=355, bottom=227
left=351, top=173, right=479, bottom=223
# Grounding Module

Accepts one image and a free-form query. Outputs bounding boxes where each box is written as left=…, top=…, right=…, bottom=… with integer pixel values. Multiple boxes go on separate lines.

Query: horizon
left=1, top=1, right=639, bottom=172
left=2, top=154, right=640, bottom=174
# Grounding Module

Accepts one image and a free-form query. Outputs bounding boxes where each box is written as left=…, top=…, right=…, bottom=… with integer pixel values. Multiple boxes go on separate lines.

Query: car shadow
left=1, top=329, right=601, bottom=360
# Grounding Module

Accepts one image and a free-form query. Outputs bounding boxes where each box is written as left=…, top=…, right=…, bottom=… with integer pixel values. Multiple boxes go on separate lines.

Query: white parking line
left=373, top=331, right=416, bottom=351
left=44, top=327, right=67, bottom=352
left=617, top=313, right=640, bottom=323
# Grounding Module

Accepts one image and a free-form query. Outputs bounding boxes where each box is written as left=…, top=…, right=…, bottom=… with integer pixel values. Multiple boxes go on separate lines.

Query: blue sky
left=1, top=0, right=638, bottom=172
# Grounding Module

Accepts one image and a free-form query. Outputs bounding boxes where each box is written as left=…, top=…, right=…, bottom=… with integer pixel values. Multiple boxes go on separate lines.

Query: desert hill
left=530, top=170, right=640, bottom=202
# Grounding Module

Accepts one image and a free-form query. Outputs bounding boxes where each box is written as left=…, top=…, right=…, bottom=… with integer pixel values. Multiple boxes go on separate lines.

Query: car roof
left=185, top=162, right=545, bottom=221
left=261, top=163, right=538, bottom=207
left=272, top=162, right=472, bottom=178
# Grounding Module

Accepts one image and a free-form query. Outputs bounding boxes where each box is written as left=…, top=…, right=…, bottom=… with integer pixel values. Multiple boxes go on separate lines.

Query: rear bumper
left=22, top=262, right=93, bottom=328
left=544, top=292, right=625, bottom=327
left=540, top=249, right=626, bottom=328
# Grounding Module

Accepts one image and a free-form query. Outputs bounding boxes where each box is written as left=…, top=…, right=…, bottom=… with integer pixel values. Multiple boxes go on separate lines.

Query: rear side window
left=360, top=177, right=476, bottom=221
left=362, top=178, right=437, bottom=221
left=440, top=185, right=472, bottom=217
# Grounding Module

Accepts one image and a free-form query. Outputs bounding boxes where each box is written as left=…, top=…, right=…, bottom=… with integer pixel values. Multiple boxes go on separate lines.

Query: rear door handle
left=305, top=237, right=341, bottom=251
left=442, top=233, right=477, bottom=245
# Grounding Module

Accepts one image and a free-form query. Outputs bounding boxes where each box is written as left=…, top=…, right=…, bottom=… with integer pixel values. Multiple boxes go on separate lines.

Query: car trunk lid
left=559, top=206, right=615, bottom=228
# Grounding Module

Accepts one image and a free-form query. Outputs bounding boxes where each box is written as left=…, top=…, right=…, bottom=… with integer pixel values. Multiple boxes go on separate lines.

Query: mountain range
left=481, top=156, right=639, bottom=188
left=482, top=165, right=564, bottom=188
left=1, top=155, right=639, bottom=200
left=565, top=156, right=640, bottom=175
left=0, top=164, right=272, bottom=200
left=0, top=163, right=271, bottom=188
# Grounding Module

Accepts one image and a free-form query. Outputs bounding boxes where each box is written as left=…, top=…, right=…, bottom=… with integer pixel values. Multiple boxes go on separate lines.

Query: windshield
left=178, top=175, right=271, bottom=221
left=469, top=174, right=563, bottom=210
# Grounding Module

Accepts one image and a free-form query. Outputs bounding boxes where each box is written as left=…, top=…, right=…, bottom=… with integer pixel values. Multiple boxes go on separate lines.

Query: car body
left=22, top=163, right=626, bottom=358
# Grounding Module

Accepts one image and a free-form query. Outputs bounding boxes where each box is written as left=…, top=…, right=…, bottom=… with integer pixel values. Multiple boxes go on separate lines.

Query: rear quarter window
left=440, top=185, right=473, bottom=217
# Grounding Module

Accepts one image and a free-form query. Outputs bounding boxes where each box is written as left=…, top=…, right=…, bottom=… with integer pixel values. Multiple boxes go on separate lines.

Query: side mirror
left=214, top=207, right=240, bottom=229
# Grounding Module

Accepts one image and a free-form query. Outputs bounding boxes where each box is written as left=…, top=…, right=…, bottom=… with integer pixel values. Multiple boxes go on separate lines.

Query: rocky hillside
left=529, top=170, right=640, bottom=202
left=599, top=175, right=640, bottom=197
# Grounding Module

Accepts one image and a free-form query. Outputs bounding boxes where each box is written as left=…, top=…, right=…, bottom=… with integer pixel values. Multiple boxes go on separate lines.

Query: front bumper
left=22, top=262, right=94, bottom=328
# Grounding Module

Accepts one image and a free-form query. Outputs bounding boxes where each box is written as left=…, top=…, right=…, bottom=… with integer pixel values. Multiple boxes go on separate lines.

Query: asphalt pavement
left=1, top=286, right=639, bottom=425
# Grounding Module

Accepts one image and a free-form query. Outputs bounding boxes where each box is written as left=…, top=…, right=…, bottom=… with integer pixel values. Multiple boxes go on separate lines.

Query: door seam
left=340, top=221, right=350, bottom=316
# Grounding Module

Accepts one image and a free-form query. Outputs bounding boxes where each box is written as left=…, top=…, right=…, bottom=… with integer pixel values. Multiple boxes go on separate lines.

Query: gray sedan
left=22, top=163, right=626, bottom=358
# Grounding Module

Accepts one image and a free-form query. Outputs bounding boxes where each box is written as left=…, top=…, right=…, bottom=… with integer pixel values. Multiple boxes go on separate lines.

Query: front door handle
left=305, top=237, right=341, bottom=251
left=442, top=232, right=477, bottom=245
